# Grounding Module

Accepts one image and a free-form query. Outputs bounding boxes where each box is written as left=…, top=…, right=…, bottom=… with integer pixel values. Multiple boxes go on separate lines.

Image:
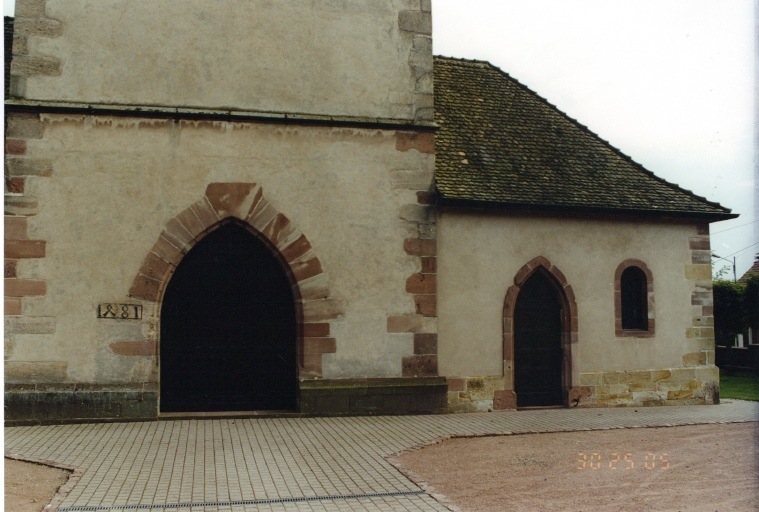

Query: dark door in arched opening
left=514, top=270, right=564, bottom=407
left=160, top=222, right=297, bottom=413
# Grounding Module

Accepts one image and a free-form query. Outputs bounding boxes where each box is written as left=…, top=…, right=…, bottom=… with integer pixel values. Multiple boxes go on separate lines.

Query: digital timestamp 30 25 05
left=577, top=452, right=670, bottom=470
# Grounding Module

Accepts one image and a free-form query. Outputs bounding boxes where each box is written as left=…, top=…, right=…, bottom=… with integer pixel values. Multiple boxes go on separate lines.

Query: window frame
left=614, top=259, right=655, bottom=338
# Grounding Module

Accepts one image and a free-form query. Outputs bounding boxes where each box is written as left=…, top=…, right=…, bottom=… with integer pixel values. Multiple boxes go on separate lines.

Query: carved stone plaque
left=97, top=303, right=142, bottom=320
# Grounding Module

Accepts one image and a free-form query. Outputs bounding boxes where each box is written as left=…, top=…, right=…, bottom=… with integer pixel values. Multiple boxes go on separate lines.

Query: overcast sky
left=4, top=0, right=758, bottom=277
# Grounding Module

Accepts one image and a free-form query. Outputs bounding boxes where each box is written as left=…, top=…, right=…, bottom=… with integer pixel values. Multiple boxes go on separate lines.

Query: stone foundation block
left=493, top=389, right=517, bottom=410
left=4, top=387, right=158, bottom=425
left=4, top=316, right=55, bottom=334
left=299, top=377, right=447, bottom=416
left=5, top=361, right=67, bottom=383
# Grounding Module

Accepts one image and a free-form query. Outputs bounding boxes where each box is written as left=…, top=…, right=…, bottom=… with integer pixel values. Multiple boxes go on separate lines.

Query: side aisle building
left=4, top=0, right=735, bottom=424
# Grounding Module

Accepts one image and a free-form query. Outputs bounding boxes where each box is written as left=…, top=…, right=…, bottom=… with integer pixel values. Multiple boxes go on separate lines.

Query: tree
left=713, top=280, right=746, bottom=345
left=744, top=274, right=759, bottom=341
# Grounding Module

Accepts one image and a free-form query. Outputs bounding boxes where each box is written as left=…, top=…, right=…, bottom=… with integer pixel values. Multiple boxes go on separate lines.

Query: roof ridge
left=433, top=55, right=733, bottom=215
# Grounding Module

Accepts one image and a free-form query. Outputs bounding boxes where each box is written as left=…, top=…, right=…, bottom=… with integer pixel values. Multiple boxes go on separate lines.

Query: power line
left=712, top=218, right=759, bottom=235
left=720, top=241, right=759, bottom=259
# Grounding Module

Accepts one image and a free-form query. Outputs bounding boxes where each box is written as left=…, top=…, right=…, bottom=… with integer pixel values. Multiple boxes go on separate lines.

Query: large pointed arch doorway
left=160, top=221, right=297, bottom=413
left=513, top=268, right=565, bottom=407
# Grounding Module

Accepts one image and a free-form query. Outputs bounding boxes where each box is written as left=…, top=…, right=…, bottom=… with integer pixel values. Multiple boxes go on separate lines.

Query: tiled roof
left=738, top=256, right=759, bottom=283
left=434, top=56, right=736, bottom=220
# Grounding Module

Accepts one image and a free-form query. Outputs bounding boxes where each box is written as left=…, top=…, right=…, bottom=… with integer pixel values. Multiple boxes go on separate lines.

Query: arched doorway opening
left=160, top=220, right=297, bottom=412
left=513, top=267, right=567, bottom=407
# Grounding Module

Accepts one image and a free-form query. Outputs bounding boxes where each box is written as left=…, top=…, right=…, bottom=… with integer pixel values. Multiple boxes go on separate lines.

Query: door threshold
left=516, top=405, right=566, bottom=411
left=159, top=410, right=302, bottom=420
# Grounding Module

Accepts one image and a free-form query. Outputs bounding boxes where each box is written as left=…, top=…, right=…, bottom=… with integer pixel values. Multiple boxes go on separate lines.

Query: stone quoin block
left=395, top=131, right=434, bottom=154
left=386, top=314, right=422, bottom=333
left=414, top=333, right=437, bottom=354
left=399, top=204, right=432, bottom=224
left=4, top=196, right=39, bottom=216
left=4, top=278, right=46, bottom=297
left=6, top=113, right=44, bottom=139
left=14, top=0, right=47, bottom=17
left=416, top=191, right=434, bottom=204
left=413, top=294, right=436, bottom=316
left=303, top=323, right=330, bottom=337
left=5, top=139, right=27, bottom=155
left=398, top=10, right=432, bottom=35
left=420, top=256, right=437, bottom=273
left=389, top=169, right=434, bottom=190
left=5, top=239, right=46, bottom=259
left=5, top=157, right=53, bottom=177
left=684, top=264, right=712, bottom=281
left=689, top=238, right=710, bottom=250
left=109, top=341, right=156, bottom=357
left=12, top=17, right=63, bottom=38
left=5, top=297, right=22, bottom=315
left=4, top=216, right=28, bottom=239
left=6, top=177, right=25, bottom=194
left=303, top=337, right=336, bottom=355
left=405, top=273, right=436, bottom=294
left=11, top=54, right=62, bottom=77
left=403, top=238, right=436, bottom=256
left=5, top=259, right=18, bottom=278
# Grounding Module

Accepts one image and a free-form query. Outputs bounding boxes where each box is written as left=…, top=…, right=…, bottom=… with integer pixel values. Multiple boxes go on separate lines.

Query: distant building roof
left=739, top=256, right=759, bottom=283
left=433, top=56, right=736, bottom=221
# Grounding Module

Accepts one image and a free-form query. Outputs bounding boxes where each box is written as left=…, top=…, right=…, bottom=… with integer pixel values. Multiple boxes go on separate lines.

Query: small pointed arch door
left=514, top=269, right=564, bottom=407
left=160, top=220, right=297, bottom=413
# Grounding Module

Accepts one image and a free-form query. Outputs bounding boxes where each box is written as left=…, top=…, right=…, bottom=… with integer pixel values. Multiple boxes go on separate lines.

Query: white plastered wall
left=437, top=211, right=701, bottom=381
left=25, top=0, right=423, bottom=120
left=11, top=116, right=433, bottom=383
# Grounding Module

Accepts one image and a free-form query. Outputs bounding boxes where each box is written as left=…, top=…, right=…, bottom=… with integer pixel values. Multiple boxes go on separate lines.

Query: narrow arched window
left=621, top=266, right=647, bottom=330
left=614, top=260, right=655, bottom=337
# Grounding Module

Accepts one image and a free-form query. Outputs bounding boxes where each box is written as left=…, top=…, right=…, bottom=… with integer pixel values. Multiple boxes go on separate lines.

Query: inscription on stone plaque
left=97, top=303, right=143, bottom=320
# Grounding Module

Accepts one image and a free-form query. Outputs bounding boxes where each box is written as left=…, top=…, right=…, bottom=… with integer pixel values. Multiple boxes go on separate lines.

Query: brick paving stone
left=4, top=400, right=757, bottom=511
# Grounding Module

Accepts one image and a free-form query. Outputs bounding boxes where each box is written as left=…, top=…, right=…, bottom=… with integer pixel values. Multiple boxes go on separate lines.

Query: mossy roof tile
left=434, top=56, right=735, bottom=220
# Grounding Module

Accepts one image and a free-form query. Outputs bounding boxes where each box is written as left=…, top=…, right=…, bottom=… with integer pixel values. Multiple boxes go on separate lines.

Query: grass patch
left=720, top=373, right=759, bottom=401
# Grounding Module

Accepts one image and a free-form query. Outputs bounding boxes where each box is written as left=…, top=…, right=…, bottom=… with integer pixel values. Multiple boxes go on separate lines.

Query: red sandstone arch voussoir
left=128, top=182, right=341, bottom=377
left=497, top=256, right=578, bottom=410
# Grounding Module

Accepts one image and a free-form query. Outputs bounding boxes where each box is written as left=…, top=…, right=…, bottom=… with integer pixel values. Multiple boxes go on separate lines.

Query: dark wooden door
left=514, top=270, right=563, bottom=407
left=160, top=222, right=297, bottom=412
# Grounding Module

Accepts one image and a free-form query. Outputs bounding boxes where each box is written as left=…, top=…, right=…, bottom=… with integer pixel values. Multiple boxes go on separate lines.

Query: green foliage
left=713, top=280, right=747, bottom=345
left=720, top=373, right=759, bottom=401
left=744, top=274, right=759, bottom=330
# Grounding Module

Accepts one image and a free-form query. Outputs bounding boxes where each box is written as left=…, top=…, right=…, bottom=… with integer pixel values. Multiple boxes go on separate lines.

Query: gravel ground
left=6, top=422, right=758, bottom=512
left=394, top=422, right=759, bottom=512
left=4, top=458, right=70, bottom=512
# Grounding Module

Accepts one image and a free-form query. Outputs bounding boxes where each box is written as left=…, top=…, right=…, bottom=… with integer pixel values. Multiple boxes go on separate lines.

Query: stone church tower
left=6, top=0, right=442, bottom=422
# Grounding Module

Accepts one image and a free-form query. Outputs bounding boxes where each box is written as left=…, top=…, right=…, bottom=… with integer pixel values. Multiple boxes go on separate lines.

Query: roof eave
left=436, top=196, right=738, bottom=223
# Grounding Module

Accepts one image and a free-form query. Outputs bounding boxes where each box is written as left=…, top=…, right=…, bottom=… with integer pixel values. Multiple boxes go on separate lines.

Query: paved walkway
left=5, top=400, right=758, bottom=512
